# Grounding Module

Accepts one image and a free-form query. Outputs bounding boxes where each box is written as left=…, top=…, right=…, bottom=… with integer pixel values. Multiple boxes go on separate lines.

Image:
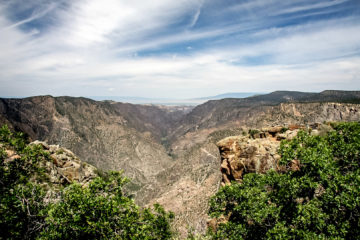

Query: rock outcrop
left=218, top=135, right=280, bottom=185
left=30, top=140, right=98, bottom=186
left=217, top=126, right=310, bottom=185
left=3, top=140, right=99, bottom=188
left=216, top=123, right=337, bottom=185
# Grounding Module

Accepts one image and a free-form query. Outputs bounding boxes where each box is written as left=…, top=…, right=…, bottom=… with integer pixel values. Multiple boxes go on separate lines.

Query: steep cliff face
left=169, top=102, right=360, bottom=143
left=168, top=90, right=360, bottom=140
left=0, top=96, right=187, bottom=205
left=247, top=102, right=360, bottom=128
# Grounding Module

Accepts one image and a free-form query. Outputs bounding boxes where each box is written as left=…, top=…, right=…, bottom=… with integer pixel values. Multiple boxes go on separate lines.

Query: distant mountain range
left=88, top=92, right=262, bottom=105
left=191, top=92, right=263, bottom=100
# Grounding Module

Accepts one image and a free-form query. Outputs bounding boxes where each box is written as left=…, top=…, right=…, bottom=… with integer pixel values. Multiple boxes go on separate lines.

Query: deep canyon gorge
left=1, top=90, right=360, bottom=237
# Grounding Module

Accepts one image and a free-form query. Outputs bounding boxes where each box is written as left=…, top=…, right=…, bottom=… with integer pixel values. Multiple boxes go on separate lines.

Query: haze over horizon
left=0, top=0, right=359, bottom=98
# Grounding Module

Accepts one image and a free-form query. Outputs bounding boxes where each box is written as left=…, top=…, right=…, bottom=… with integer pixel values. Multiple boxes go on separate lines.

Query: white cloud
left=0, top=0, right=359, bottom=98
left=51, top=0, right=202, bottom=47
left=2, top=50, right=358, bottom=97
left=211, top=17, right=360, bottom=64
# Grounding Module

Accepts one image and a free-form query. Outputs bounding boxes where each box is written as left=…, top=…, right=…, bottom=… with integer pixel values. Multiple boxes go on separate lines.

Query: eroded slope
left=1, top=91, right=360, bottom=237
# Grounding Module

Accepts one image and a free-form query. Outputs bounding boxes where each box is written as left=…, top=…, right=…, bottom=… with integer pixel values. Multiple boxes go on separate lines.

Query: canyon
left=1, top=90, right=360, bottom=237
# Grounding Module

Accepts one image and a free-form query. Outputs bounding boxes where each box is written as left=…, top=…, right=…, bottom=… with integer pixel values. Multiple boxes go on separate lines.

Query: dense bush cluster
left=208, top=122, right=360, bottom=239
left=0, top=125, right=174, bottom=240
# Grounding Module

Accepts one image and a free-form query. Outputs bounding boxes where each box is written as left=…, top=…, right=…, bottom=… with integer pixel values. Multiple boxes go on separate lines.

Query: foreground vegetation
left=0, top=125, right=174, bottom=240
left=208, top=122, right=360, bottom=239
left=2, top=122, right=359, bottom=239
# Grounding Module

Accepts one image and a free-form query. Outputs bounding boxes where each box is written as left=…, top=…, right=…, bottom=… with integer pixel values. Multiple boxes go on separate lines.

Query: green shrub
left=248, top=129, right=260, bottom=138
left=0, top=125, right=174, bottom=240
left=208, top=122, right=360, bottom=239
left=0, top=125, right=49, bottom=239
left=40, top=172, right=174, bottom=240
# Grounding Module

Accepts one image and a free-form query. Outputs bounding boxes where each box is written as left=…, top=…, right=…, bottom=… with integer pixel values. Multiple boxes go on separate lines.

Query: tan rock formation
left=216, top=126, right=309, bottom=185
left=217, top=135, right=280, bottom=185
left=30, top=140, right=98, bottom=186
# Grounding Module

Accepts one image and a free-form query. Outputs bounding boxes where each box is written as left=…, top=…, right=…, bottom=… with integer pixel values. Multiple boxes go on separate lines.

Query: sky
left=0, top=0, right=359, bottom=98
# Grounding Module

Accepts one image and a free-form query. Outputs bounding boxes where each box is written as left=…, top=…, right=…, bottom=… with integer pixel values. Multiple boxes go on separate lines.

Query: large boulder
left=217, top=135, right=280, bottom=185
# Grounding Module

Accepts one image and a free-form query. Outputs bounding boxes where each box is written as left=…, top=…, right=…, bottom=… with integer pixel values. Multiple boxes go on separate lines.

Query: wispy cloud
left=1, top=3, right=56, bottom=31
left=274, top=0, right=349, bottom=15
left=188, top=1, right=203, bottom=29
left=52, top=0, right=203, bottom=47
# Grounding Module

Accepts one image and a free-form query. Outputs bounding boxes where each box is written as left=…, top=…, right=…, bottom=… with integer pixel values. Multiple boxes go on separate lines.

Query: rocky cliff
left=216, top=126, right=307, bottom=186
left=3, top=140, right=99, bottom=189
left=0, top=96, right=188, bottom=204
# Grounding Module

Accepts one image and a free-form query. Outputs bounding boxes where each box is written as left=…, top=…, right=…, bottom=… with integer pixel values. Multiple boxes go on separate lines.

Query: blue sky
left=0, top=0, right=359, bottom=98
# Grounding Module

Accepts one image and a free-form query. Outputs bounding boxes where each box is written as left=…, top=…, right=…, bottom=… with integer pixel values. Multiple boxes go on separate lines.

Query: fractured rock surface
left=30, top=140, right=98, bottom=186
left=217, top=126, right=305, bottom=185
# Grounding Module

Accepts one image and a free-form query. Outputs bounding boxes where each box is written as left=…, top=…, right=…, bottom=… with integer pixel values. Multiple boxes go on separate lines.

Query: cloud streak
left=274, top=0, right=349, bottom=15
left=2, top=5, right=54, bottom=31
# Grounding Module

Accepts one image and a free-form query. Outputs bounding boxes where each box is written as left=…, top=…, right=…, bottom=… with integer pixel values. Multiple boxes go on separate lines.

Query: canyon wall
left=1, top=91, right=360, bottom=237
